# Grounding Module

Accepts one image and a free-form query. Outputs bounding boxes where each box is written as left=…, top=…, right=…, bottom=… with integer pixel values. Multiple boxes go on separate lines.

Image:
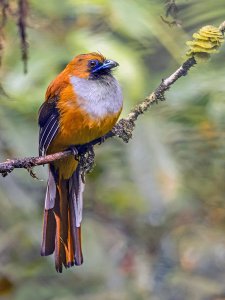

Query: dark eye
left=89, top=60, right=98, bottom=68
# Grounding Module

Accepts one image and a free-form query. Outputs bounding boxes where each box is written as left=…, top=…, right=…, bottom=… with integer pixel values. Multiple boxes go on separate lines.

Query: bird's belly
left=48, top=107, right=121, bottom=153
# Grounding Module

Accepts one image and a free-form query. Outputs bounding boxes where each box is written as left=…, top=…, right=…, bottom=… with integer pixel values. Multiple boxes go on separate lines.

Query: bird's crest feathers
left=66, top=52, right=106, bottom=79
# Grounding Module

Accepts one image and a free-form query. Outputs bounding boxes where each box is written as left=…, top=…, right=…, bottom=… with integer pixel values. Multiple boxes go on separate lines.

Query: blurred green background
left=0, top=0, right=225, bottom=299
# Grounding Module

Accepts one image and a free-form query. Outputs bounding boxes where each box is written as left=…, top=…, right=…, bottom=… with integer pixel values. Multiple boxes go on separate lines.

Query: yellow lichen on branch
left=186, top=25, right=224, bottom=62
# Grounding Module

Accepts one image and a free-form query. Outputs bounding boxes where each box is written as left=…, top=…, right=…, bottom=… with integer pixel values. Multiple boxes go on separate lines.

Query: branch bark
left=0, top=57, right=197, bottom=177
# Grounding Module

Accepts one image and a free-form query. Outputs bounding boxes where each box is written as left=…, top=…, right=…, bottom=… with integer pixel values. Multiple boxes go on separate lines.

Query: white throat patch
left=70, top=75, right=123, bottom=118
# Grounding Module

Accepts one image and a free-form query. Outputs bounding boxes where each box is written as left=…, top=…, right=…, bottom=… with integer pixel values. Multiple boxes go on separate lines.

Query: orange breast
left=48, top=83, right=121, bottom=179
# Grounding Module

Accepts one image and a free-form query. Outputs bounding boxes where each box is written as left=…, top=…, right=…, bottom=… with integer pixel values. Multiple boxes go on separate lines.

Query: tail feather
left=41, top=164, right=84, bottom=272
left=69, top=169, right=84, bottom=227
left=54, top=179, right=68, bottom=272
left=69, top=197, right=83, bottom=265
left=69, top=167, right=84, bottom=265
left=44, top=166, right=56, bottom=210
left=41, top=208, right=56, bottom=256
left=67, top=209, right=75, bottom=267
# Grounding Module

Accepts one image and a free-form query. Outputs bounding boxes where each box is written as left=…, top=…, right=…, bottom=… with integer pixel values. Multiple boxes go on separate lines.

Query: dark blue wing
left=38, top=100, right=59, bottom=156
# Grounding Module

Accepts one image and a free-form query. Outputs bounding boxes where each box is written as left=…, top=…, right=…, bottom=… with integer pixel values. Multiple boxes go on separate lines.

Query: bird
left=38, top=52, right=123, bottom=272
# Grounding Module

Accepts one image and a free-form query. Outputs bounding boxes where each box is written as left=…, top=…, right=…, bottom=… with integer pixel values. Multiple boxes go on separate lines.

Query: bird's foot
left=98, top=135, right=106, bottom=145
left=68, top=145, right=79, bottom=161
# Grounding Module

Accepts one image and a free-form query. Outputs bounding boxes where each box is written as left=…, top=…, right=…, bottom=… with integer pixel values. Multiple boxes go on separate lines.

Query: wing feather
left=38, top=100, right=59, bottom=156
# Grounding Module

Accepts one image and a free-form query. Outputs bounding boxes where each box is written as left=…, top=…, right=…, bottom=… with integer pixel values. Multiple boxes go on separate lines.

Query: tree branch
left=0, top=57, right=197, bottom=177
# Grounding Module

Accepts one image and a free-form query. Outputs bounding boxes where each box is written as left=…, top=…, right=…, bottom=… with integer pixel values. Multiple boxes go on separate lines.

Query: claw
left=68, top=146, right=79, bottom=161
left=98, top=135, right=106, bottom=145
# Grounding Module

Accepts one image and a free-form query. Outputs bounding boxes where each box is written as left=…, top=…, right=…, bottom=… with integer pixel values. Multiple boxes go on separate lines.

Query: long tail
left=41, top=164, right=84, bottom=273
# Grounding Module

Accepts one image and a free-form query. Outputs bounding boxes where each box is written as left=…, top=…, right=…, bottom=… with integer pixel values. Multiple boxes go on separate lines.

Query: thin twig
left=17, top=0, right=28, bottom=73
left=0, top=57, right=197, bottom=177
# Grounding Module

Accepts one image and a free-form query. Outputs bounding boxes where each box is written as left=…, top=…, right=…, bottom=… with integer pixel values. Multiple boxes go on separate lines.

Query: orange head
left=65, top=52, right=119, bottom=79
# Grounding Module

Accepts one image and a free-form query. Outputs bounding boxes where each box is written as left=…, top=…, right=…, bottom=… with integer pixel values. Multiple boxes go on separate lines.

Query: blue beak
left=92, top=59, right=119, bottom=73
